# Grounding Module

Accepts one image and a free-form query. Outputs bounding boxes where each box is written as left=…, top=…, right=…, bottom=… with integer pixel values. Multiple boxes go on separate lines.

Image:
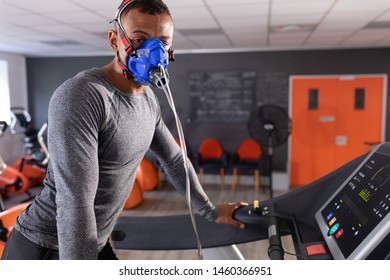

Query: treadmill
left=112, top=143, right=390, bottom=260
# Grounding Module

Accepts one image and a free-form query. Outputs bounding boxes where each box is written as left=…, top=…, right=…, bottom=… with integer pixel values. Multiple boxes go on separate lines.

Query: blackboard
left=188, top=71, right=256, bottom=122
left=256, top=72, right=289, bottom=109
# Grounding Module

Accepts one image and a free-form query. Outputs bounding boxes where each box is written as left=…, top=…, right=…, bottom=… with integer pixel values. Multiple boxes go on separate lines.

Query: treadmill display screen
left=320, top=152, right=390, bottom=258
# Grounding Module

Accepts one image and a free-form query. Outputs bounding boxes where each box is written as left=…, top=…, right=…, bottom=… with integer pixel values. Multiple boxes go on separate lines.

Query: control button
left=254, top=200, right=260, bottom=210
left=306, top=244, right=327, bottom=256
left=328, top=223, right=340, bottom=236
left=335, top=228, right=344, bottom=239
left=326, top=212, right=334, bottom=221
left=328, top=217, right=337, bottom=226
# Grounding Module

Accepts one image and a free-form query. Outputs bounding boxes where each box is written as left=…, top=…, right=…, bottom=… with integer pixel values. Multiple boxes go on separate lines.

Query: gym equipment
left=0, top=202, right=31, bottom=257
left=10, top=108, right=49, bottom=190
left=112, top=143, right=390, bottom=260
left=0, top=121, right=30, bottom=206
left=248, top=104, right=292, bottom=198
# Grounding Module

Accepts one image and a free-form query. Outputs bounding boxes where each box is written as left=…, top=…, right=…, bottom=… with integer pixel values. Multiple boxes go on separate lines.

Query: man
left=1, top=0, right=246, bottom=260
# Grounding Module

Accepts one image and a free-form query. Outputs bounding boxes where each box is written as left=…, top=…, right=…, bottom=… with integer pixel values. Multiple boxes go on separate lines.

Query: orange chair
left=136, top=159, right=160, bottom=191
left=0, top=202, right=31, bottom=257
left=231, top=138, right=264, bottom=192
left=123, top=179, right=143, bottom=210
left=197, top=138, right=229, bottom=190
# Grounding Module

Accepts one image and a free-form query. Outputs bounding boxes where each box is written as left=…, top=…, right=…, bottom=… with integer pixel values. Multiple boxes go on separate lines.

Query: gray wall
left=26, top=48, right=390, bottom=171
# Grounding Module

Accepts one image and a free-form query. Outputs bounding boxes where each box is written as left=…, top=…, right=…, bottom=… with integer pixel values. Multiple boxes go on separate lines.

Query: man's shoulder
left=63, top=68, right=103, bottom=88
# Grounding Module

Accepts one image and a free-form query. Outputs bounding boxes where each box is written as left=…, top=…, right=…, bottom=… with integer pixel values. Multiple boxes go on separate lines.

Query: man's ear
left=108, top=30, right=119, bottom=52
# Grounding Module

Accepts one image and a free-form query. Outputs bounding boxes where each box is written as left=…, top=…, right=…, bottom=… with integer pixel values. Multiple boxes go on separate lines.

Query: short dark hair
left=121, top=0, right=171, bottom=19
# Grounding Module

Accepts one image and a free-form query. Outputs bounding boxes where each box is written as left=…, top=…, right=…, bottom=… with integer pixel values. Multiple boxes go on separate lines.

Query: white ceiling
left=1, top=0, right=390, bottom=57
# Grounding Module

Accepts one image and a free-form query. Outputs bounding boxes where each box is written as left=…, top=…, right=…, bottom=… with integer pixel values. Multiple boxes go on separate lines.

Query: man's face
left=113, top=8, right=174, bottom=59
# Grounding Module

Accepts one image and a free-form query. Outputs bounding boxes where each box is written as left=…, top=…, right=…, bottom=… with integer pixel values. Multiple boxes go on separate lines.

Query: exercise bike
left=111, top=142, right=390, bottom=260
left=9, top=108, right=49, bottom=191
left=0, top=121, right=30, bottom=206
left=0, top=121, right=31, bottom=257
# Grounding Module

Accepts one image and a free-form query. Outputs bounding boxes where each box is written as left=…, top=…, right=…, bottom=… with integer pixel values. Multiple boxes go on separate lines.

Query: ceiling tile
left=272, top=1, right=334, bottom=15
left=1, top=0, right=390, bottom=56
left=68, top=0, right=123, bottom=10
left=209, top=4, right=269, bottom=19
left=45, top=11, right=107, bottom=24
left=174, top=18, right=219, bottom=29
left=205, top=0, right=269, bottom=5
left=223, top=25, right=268, bottom=36
left=3, top=14, right=58, bottom=27
left=332, top=0, right=390, bottom=12
left=219, top=17, right=268, bottom=28
left=187, top=34, right=233, bottom=49
left=271, top=14, right=324, bottom=26
left=164, top=0, right=204, bottom=8
left=4, top=0, right=82, bottom=13
left=29, top=24, right=82, bottom=34
left=0, top=2, right=26, bottom=16
left=170, top=6, right=213, bottom=20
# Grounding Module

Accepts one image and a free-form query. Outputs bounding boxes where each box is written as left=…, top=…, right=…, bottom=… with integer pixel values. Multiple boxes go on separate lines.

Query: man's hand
left=215, top=202, right=248, bottom=229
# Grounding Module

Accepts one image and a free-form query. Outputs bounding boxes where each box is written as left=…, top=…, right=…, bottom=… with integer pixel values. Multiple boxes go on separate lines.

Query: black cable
left=267, top=244, right=308, bottom=260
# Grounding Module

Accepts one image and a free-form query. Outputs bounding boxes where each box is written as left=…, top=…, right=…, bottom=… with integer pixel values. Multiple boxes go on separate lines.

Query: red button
left=335, top=228, right=344, bottom=239
left=306, top=244, right=327, bottom=256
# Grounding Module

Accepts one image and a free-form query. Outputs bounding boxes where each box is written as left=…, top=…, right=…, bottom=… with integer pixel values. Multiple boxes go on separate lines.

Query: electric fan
left=247, top=104, right=292, bottom=198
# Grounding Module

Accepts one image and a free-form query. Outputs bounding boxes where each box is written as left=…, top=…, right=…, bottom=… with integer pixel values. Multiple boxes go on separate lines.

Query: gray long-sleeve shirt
left=14, top=68, right=217, bottom=259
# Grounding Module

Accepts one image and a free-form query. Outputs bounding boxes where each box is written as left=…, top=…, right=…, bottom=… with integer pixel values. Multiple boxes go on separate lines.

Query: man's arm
left=48, top=81, right=103, bottom=259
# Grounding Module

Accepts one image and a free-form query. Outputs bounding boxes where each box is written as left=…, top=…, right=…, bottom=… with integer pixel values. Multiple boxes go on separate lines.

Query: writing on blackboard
left=189, top=71, right=256, bottom=122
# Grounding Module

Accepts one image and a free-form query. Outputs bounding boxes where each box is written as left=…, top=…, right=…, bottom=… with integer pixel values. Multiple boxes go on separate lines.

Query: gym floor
left=3, top=181, right=295, bottom=260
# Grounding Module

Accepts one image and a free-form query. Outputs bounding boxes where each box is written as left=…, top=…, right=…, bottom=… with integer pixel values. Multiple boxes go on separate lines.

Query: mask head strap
left=110, top=0, right=135, bottom=56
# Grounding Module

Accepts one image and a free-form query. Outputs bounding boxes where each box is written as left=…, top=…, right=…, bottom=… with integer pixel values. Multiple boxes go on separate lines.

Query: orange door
left=290, top=75, right=386, bottom=187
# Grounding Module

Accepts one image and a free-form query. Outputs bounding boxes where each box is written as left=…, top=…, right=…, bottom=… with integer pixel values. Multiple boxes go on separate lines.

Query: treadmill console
left=315, top=143, right=390, bottom=259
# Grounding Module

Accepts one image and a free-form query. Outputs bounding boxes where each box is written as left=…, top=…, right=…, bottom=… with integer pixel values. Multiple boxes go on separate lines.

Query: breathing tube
left=153, top=65, right=204, bottom=259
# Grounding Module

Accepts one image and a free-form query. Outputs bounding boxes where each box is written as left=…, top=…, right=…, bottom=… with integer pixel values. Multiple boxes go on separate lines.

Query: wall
left=0, top=52, right=28, bottom=163
left=26, top=48, right=390, bottom=171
